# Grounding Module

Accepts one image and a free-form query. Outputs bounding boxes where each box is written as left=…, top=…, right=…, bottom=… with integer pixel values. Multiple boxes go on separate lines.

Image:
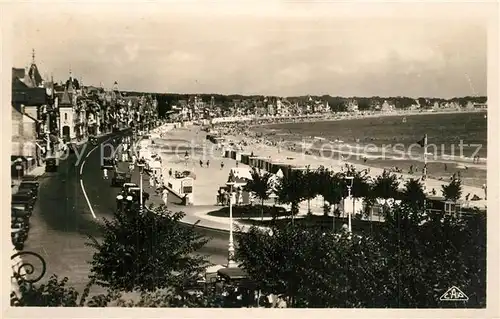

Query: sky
left=7, top=1, right=491, bottom=98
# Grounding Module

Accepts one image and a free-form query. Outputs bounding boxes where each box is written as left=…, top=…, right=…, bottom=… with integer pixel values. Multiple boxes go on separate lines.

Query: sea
left=252, top=111, right=487, bottom=188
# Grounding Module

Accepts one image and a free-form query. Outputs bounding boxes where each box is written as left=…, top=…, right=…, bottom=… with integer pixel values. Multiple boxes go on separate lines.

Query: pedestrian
left=444, top=163, right=447, bottom=171
left=103, top=167, right=108, bottom=179
left=206, top=160, right=210, bottom=167
left=162, top=187, right=169, bottom=206
left=200, top=159, right=203, bottom=167
left=169, top=168, right=173, bottom=177
left=221, top=161, right=224, bottom=170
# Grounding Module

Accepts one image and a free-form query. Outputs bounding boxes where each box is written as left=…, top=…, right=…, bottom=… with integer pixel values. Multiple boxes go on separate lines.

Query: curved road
left=25, top=131, right=229, bottom=291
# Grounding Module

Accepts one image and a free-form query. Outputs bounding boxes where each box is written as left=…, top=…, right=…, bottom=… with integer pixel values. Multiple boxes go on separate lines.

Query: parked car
left=22, top=175, right=39, bottom=183
left=101, top=158, right=116, bottom=170
left=89, top=135, right=98, bottom=145
left=127, top=187, right=149, bottom=203
left=45, top=156, right=59, bottom=172
left=15, top=188, right=37, bottom=201
left=12, top=193, right=35, bottom=208
left=19, top=180, right=39, bottom=193
left=12, top=216, right=29, bottom=232
left=12, top=228, right=26, bottom=250
left=122, top=182, right=138, bottom=193
left=112, top=171, right=132, bottom=187
left=12, top=207, right=31, bottom=222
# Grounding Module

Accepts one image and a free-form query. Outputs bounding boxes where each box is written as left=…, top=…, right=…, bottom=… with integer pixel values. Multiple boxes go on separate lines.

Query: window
left=64, top=113, right=68, bottom=121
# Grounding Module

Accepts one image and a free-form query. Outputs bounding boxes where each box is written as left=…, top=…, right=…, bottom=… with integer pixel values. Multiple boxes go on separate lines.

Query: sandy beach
left=151, top=122, right=486, bottom=212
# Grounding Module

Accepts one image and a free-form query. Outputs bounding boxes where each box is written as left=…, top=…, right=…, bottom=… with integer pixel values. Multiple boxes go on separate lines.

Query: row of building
left=11, top=51, right=159, bottom=170
left=168, top=94, right=488, bottom=122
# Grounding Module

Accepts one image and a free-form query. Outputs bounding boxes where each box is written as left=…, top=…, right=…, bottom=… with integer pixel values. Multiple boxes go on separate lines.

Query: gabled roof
left=12, top=77, right=29, bottom=90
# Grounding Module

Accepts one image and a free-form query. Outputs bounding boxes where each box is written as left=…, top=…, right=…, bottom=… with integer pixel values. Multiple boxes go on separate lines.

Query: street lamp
left=344, top=175, right=354, bottom=233
left=226, top=181, right=237, bottom=268
left=136, top=161, right=145, bottom=212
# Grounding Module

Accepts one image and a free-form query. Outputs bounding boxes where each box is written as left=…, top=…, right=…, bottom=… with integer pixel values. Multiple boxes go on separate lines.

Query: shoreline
left=247, top=108, right=487, bottom=128
left=220, top=130, right=487, bottom=207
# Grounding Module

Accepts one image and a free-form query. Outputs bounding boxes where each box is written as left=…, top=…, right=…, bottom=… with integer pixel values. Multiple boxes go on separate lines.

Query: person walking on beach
left=199, top=159, right=203, bottom=167
left=103, top=167, right=108, bottom=180
left=206, top=160, right=210, bottom=168
left=221, top=161, right=224, bottom=170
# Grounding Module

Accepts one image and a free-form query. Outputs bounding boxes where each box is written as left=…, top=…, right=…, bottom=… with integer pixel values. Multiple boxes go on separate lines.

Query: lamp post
left=226, top=181, right=237, bottom=268
left=344, top=175, right=354, bottom=233
left=137, top=161, right=145, bottom=212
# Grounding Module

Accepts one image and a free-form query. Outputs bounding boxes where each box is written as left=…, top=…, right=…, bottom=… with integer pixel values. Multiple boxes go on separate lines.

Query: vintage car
left=12, top=207, right=31, bottom=223
left=122, top=183, right=138, bottom=193
left=45, top=156, right=59, bottom=172
left=18, top=181, right=39, bottom=193
left=89, top=135, right=98, bottom=145
left=12, top=193, right=35, bottom=208
left=112, top=171, right=132, bottom=187
left=22, top=175, right=39, bottom=183
left=127, top=187, right=150, bottom=203
left=101, top=158, right=116, bottom=170
left=15, top=188, right=37, bottom=201
left=12, top=226, right=27, bottom=249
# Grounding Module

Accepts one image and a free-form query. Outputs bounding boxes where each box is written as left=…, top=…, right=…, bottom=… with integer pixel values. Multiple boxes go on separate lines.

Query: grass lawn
left=238, top=214, right=385, bottom=235
left=207, top=205, right=289, bottom=219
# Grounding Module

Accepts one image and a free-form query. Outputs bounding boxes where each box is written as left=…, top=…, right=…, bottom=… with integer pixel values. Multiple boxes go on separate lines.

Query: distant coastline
left=247, top=108, right=487, bottom=128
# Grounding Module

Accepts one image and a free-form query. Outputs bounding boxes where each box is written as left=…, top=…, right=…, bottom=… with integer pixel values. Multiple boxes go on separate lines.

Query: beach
left=150, top=118, right=487, bottom=212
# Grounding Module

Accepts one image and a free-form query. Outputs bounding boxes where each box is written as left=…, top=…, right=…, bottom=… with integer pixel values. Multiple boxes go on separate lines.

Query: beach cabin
left=167, top=175, right=194, bottom=205
left=426, top=196, right=464, bottom=215
left=240, top=153, right=251, bottom=165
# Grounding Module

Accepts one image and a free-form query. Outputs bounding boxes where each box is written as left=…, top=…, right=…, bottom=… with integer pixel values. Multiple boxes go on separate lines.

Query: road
left=24, top=131, right=229, bottom=292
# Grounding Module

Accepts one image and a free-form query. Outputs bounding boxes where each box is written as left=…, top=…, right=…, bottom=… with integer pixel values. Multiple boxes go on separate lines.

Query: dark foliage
left=86, top=205, right=209, bottom=292
left=441, top=177, right=463, bottom=202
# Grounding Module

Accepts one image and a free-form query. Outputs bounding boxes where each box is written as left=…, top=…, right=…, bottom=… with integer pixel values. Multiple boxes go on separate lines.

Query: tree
left=302, top=166, right=319, bottom=215
left=276, top=169, right=305, bottom=220
left=402, top=178, right=426, bottom=209
left=86, top=205, right=209, bottom=292
left=377, top=203, right=486, bottom=307
left=316, top=167, right=342, bottom=215
left=236, top=224, right=387, bottom=307
left=244, top=167, right=272, bottom=220
left=12, top=275, right=89, bottom=307
left=441, top=177, right=462, bottom=202
left=372, top=170, right=400, bottom=206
